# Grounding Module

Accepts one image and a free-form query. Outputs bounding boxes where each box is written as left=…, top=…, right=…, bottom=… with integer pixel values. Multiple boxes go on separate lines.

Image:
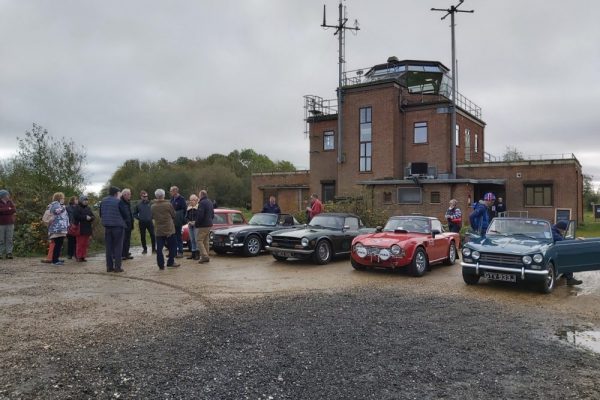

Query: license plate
left=484, top=271, right=516, bottom=282
left=276, top=251, right=294, bottom=258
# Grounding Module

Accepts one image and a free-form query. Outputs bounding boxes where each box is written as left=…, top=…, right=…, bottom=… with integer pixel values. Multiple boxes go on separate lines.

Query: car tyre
left=351, top=258, right=367, bottom=271
left=272, top=254, right=288, bottom=262
left=538, top=262, right=556, bottom=294
left=243, top=235, right=262, bottom=257
left=312, top=240, right=332, bottom=265
left=409, top=247, right=428, bottom=277
left=444, top=242, right=457, bottom=265
left=462, top=269, right=480, bottom=285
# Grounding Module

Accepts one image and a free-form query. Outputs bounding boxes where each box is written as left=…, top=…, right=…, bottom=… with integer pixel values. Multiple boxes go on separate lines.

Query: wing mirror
left=376, top=225, right=383, bottom=233
left=431, top=229, right=441, bottom=238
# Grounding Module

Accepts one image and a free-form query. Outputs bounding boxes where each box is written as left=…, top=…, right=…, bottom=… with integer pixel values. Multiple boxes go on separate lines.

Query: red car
left=350, top=216, right=460, bottom=276
left=182, top=208, right=248, bottom=248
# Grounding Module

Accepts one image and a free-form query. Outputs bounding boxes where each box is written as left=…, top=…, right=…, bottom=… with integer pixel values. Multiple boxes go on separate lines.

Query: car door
left=554, top=220, right=600, bottom=274
left=430, top=219, right=447, bottom=261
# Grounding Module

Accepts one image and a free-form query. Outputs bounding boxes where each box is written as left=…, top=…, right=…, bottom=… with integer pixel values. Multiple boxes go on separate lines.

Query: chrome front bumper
left=265, top=246, right=314, bottom=255
left=461, top=261, right=548, bottom=280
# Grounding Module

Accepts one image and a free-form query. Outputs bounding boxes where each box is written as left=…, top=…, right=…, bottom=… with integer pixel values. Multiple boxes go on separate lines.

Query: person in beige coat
left=151, top=189, right=179, bottom=270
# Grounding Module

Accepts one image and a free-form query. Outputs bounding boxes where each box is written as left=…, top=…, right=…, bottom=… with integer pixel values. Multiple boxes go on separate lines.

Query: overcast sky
left=1, top=0, right=599, bottom=193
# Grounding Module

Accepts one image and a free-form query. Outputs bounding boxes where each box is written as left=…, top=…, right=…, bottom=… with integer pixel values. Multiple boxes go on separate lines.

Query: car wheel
left=444, top=242, right=457, bottom=265
left=312, top=240, right=332, bottom=265
left=409, top=247, right=428, bottom=277
left=462, top=269, right=480, bottom=285
left=272, top=254, right=288, bottom=262
left=351, top=257, right=366, bottom=271
left=243, top=235, right=262, bottom=257
left=538, top=262, right=556, bottom=294
left=213, top=248, right=227, bottom=255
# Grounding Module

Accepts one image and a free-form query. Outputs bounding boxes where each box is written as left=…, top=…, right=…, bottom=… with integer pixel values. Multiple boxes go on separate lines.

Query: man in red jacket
left=0, top=189, right=16, bottom=259
left=306, top=193, right=323, bottom=222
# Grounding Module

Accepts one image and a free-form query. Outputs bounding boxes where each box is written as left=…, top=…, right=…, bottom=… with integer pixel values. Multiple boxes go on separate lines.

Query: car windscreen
left=487, top=219, right=552, bottom=239
left=308, top=215, right=343, bottom=229
left=248, top=213, right=278, bottom=226
left=383, top=218, right=430, bottom=234
left=213, top=213, right=227, bottom=224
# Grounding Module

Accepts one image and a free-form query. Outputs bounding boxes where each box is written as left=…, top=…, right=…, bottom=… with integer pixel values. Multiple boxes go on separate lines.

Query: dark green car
left=461, top=217, right=600, bottom=293
left=265, top=213, right=373, bottom=264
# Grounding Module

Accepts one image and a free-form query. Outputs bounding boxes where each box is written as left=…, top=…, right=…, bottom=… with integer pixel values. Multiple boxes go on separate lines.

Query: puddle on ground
left=556, top=326, right=600, bottom=354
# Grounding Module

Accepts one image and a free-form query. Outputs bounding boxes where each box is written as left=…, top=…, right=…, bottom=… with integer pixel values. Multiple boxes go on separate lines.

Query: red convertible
left=350, top=216, right=460, bottom=276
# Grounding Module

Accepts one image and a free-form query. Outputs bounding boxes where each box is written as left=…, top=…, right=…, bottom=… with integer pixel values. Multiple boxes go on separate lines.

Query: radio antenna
left=322, top=1, right=360, bottom=164
left=431, top=0, right=473, bottom=179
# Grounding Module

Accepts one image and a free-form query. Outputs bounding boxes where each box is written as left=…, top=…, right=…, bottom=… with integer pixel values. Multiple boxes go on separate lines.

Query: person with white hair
left=119, top=188, right=134, bottom=260
left=444, top=199, right=462, bottom=233
left=151, top=188, right=179, bottom=269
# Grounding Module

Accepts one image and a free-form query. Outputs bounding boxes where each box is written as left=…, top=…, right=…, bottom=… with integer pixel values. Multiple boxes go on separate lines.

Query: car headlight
left=354, top=243, right=367, bottom=258
left=301, top=237, right=309, bottom=247
left=522, top=255, right=532, bottom=265
left=472, top=251, right=480, bottom=260
left=533, top=254, right=543, bottom=264
left=228, top=233, right=235, bottom=241
left=266, top=235, right=272, bottom=244
left=378, top=249, right=391, bottom=261
left=390, top=245, right=402, bottom=256
left=462, top=248, right=472, bottom=257
left=209, top=231, right=214, bottom=240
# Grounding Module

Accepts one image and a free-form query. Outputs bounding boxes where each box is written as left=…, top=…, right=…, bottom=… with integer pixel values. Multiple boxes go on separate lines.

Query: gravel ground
left=2, top=286, right=600, bottom=400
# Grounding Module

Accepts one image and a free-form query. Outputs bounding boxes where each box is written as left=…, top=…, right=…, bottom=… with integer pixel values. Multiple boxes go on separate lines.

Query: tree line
left=0, top=124, right=295, bottom=255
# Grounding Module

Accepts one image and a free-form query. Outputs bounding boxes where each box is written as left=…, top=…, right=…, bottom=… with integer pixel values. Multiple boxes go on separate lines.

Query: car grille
left=364, top=246, right=385, bottom=256
left=272, top=237, right=302, bottom=248
left=479, top=253, right=522, bottom=266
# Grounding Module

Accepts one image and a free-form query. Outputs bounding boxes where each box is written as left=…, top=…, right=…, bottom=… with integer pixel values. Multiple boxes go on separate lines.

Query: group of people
left=99, top=186, right=214, bottom=272
left=41, top=192, right=96, bottom=265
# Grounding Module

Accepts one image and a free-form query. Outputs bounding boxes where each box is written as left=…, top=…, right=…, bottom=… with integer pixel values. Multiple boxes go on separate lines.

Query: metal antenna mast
left=431, top=0, right=473, bottom=179
left=322, top=1, right=359, bottom=164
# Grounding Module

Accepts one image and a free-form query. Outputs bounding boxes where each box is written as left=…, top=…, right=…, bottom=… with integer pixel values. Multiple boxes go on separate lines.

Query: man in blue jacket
left=469, top=192, right=495, bottom=236
left=170, top=186, right=187, bottom=258
left=100, top=186, right=126, bottom=272
left=552, top=220, right=583, bottom=286
left=195, top=190, right=214, bottom=264
left=261, top=195, right=281, bottom=214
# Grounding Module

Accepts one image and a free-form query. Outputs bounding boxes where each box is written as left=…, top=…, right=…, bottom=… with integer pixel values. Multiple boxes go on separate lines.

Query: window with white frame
left=465, top=129, right=471, bottom=161
left=475, top=133, right=479, bottom=153
left=455, top=125, right=460, bottom=146
left=323, top=130, right=334, bottom=151
left=414, top=122, right=427, bottom=144
left=359, top=107, right=372, bottom=172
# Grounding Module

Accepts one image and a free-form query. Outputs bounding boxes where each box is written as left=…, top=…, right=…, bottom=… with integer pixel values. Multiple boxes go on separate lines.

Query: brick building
left=251, top=57, right=583, bottom=224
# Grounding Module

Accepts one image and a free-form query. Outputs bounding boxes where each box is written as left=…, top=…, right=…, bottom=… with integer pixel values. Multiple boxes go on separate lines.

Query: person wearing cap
left=552, top=220, right=583, bottom=286
left=73, top=195, right=95, bottom=262
left=0, top=189, right=16, bottom=259
left=100, top=186, right=126, bottom=272
left=469, top=192, right=496, bottom=236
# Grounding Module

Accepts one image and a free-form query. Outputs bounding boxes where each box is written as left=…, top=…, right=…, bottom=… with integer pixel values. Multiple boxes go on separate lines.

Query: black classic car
left=461, top=217, right=600, bottom=293
left=211, top=213, right=300, bottom=257
left=265, top=213, right=373, bottom=264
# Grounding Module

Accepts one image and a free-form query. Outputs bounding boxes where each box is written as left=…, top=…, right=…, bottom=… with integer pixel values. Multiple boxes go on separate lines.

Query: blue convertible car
left=461, top=217, right=600, bottom=293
